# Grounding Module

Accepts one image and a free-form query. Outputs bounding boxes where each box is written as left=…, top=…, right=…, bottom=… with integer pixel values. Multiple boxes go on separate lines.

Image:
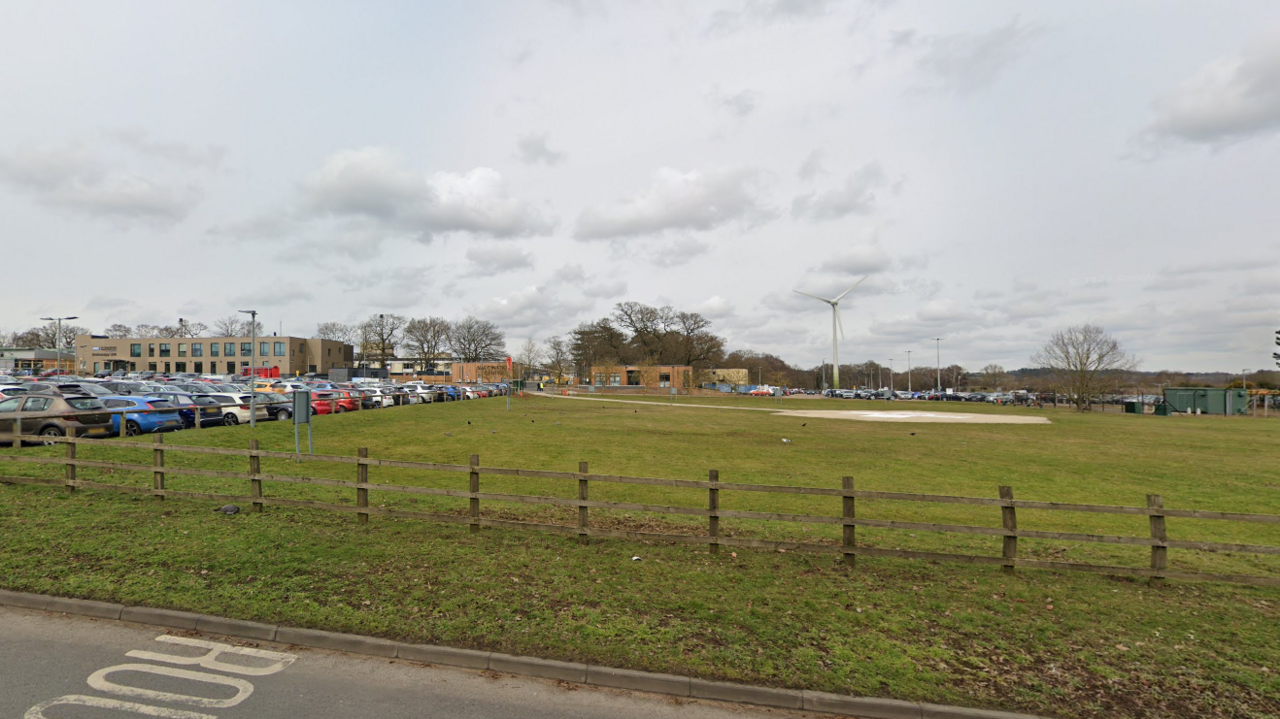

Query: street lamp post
left=40, top=315, right=78, bottom=373
left=1243, top=370, right=1250, bottom=415
left=935, top=338, right=942, bottom=392
left=239, top=309, right=258, bottom=428
left=888, top=359, right=894, bottom=393
left=906, top=349, right=912, bottom=395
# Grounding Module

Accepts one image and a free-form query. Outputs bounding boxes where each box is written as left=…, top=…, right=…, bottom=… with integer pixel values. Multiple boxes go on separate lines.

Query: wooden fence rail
left=1, top=434, right=1278, bottom=587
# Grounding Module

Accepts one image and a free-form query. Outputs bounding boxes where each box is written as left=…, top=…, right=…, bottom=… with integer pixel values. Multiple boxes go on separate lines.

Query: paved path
left=3, top=606, right=809, bottom=719
left=531, top=393, right=1051, bottom=424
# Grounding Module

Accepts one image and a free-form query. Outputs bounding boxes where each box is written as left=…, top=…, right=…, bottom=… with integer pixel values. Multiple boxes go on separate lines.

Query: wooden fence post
left=1000, top=485, right=1017, bottom=573
left=842, top=476, right=855, bottom=567
left=119, top=411, right=127, bottom=438
left=249, top=439, right=262, bottom=512
left=1148, top=494, right=1166, bottom=586
left=64, top=441, right=76, bottom=493
left=578, top=461, right=589, bottom=545
left=152, top=433, right=165, bottom=501
left=357, top=447, right=369, bottom=525
left=708, top=469, right=719, bottom=555
left=469, top=454, right=480, bottom=533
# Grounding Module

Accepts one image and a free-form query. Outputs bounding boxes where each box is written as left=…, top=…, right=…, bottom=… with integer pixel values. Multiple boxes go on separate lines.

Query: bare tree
left=359, top=314, right=407, bottom=369
left=401, top=317, right=451, bottom=372
left=448, top=316, right=506, bottom=363
left=104, top=324, right=133, bottom=339
left=315, top=321, right=358, bottom=344
left=176, top=320, right=208, bottom=338
left=212, top=315, right=242, bottom=337
left=515, top=338, right=543, bottom=379
left=981, top=363, right=1007, bottom=390
left=544, top=336, right=572, bottom=385
left=1031, top=324, right=1138, bottom=411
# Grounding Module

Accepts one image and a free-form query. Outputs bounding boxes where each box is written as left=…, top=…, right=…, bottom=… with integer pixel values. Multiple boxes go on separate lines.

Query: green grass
left=1, top=394, right=1278, bottom=718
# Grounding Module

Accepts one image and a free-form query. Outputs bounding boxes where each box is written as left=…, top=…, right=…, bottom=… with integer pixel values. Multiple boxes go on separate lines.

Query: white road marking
left=128, top=635, right=298, bottom=676
left=87, top=663, right=253, bottom=708
left=25, top=694, right=216, bottom=719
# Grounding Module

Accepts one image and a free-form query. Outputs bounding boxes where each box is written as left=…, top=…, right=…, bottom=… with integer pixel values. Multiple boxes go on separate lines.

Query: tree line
left=315, top=315, right=506, bottom=369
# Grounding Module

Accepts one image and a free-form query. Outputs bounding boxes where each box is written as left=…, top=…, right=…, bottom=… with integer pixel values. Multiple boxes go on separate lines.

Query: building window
left=192, top=343, right=203, bottom=357
left=327, top=348, right=331, bottom=356
left=164, top=362, right=171, bottom=373
left=148, top=343, right=155, bottom=357
left=240, top=343, right=252, bottom=357
left=130, top=344, right=142, bottom=358
left=659, top=373, right=671, bottom=388
left=159, top=343, right=171, bottom=357
left=148, top=362, right=157, bottom=371
left=273, top=342, right=285, bottom=356
left=593, top=373, right=605, bottom=385
left=175, top=362, right=187, bottom=373
left=210, top=343, right=219, bottom=357
left=609, top=373, right=621, bottom=386
left=178, top=343, right=187, bottom=357
left=260, top=342, right=269, bottom=356
left=224, top=342, right=235, bottom=356
left=227, top=362, right=237, bottom=373
left=194, top=362, right=203, bottom=374
left=240, top=361, right=249, bottom=369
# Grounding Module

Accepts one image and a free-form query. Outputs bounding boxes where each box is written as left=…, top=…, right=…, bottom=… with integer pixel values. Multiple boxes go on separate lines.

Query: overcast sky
left=2, top=1, right=1277, bottom=372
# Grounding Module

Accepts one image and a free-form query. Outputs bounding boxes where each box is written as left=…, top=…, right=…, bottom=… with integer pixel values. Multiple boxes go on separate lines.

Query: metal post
left=906, top=350, right=912, bottom=394
left=239, top=309, right=258, bottom=427
left=935, top=337, right=942, bottom=391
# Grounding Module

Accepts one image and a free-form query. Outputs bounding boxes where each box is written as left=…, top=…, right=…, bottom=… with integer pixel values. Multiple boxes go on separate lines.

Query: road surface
left=2, top=605, right=812, bottom=719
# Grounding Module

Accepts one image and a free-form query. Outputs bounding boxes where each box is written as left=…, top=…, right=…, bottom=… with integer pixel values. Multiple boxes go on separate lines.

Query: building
left=704, top=368, right=749, bottom=386
left=586, top=365, right=692, bottom=389
left=451, top=362, right=510, bottom=383
left=75, top=334, right=353, bottom=377
left=0, top=347, right=74, bottom=374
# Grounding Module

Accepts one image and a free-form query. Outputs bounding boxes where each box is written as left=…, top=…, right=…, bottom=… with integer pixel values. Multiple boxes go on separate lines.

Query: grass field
left=1, top=394, right=1277, bottom=718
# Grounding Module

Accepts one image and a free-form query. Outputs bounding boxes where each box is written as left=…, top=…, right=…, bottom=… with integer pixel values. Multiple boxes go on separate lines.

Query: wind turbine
left=795, top=276, right=867, bottom=391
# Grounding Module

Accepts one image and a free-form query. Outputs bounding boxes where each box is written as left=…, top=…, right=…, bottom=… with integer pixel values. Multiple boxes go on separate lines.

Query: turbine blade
left=794, top=290, right=833, bottom=304
left=836, top=306, right=845, bottom=339
left=833, top=275, right=869, bottom=302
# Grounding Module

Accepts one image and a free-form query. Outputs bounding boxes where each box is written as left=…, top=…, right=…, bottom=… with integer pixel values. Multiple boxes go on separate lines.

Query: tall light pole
left=1243, top=370, right=1250, bottom=415
left=40, top=315, right=78, bottom=373
left=906, top=350, right=912, bottom=394
left=935, top=338, right=942, bottom=392
left=239, top=309, right=258, bottom=428
left=888, top=359, right=894, bottom=392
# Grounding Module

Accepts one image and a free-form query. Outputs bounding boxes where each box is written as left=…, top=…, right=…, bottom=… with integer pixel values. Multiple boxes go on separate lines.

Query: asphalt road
left=3, top=606, right=809, bottom=719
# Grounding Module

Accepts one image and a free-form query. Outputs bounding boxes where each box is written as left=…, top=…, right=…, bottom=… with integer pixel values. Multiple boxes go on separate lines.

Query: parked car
left=255, top=392, right=295, bottom=421
left=100, top=396, right=185, bottom=436
left=0, top=394, right=114, bottom=445
left=144, top=392, right=219, bottom=428
left=195, top=393, right=272, bottom=425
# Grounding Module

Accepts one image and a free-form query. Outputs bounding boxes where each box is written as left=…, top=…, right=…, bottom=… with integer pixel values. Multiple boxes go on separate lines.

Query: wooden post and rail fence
left=1, top=434, right=1277, bottom=588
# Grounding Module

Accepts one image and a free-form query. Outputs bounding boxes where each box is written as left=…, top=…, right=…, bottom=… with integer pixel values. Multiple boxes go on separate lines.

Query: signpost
left=293, top=390, right=312, bottom=461
left=506, top=356, right=513, bottom=411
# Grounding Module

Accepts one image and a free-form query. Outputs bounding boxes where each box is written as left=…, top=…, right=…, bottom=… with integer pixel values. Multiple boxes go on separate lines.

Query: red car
left=313, top=390, right=360, bottom=414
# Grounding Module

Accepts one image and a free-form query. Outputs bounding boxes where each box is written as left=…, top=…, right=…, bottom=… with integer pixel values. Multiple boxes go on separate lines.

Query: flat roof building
left=75, top=334, right=353, bottom=377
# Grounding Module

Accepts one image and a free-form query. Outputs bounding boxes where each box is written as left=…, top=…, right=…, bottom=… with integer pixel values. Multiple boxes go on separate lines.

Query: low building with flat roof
left=75, top=334, right=353, bottom=377
left=587, top=365, right=691, bottom=389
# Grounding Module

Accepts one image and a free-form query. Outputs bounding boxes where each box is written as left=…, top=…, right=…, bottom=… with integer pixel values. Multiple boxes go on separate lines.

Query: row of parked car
left=0, top=372, right=509, bottom=445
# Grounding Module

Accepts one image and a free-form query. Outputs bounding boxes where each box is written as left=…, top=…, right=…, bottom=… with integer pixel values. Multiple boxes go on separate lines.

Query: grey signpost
left=293, top=390, right=312, bottom=460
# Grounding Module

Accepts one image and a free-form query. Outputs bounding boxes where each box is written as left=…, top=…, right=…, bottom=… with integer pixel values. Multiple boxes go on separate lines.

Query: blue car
left=100, top=396, right=186, bottom=436
left=143, top=392, right=222, bottom=428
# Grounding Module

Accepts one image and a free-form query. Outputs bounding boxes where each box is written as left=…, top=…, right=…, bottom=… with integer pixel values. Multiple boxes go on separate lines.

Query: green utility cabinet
left=1162, top=388, right=1248, bottom=416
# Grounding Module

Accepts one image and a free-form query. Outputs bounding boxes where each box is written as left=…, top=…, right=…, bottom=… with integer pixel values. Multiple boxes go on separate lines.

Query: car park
left=196, top=393, right=272, bottom=425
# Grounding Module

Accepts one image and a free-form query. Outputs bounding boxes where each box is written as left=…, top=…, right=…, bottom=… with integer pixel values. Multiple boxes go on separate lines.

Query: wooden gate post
left=709, top=469, right=720, bottom=555
left=152, top=433, right=165, bottom=501
left=249, top=439, right=262, bottom=512
left=1148, top=494, right=1167, bottom=586
left=999, top=485, right=1017, bottom=573
left=357, top=447, right=369, bottom=525
left=469, top=454, right=480, bottom=533
left=842, top=476, right=856, bottom=568
left=64, top=441, right=76, bottom=493
left=578, top=461, right=589, bottom=545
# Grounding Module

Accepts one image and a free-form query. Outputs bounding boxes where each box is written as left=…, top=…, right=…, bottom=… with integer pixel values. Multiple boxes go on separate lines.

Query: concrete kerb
left=0, top=591, right=1051, bottom=719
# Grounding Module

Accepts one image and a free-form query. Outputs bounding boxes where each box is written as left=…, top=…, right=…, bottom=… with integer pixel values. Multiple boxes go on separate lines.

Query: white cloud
left=650, top=237, right=712, bottom=268
left=792, top=162, right=887, bottom=220
left=0, top=138, right=205, bottom=225
left=1144, top=28, right=1280, bottom=147
left=708, top=0, right=837, bottom=34
left=904, top=17, right=1041, bottom=94
left=715, top=89, right=760, bottom=117
left=516, top=134, right=566, bottom=166
left=551, top=263, right=588, bottom=284
left=797, top=149, right=824, bottom=181
left=583, top=280, right=627, bottom=299
left=465, top=243, right=536, bottom=274
left=815, top=238, right=893, bottom=275
left=575, top=166, right=772, bottom=240
left=469, top=284, right=593, bottom=336
left=298, top=147, right=553, bottom=240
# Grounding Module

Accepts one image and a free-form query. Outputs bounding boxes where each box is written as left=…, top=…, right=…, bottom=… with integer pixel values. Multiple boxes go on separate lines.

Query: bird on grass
left=214, top=504, right=240, bottom=515
left=802, top=423, right=807, bottom=427
left=781, top=438, right=792, bottom=444
left=445, top=433, right=453, bottom=436
left=909, top=432, right=916, bottom=436
left=491, top=430, right=497, bottom=434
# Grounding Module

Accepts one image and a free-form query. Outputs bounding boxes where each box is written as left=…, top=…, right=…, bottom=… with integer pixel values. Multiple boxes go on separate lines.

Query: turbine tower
left=795, top=277, right=867, bottom=391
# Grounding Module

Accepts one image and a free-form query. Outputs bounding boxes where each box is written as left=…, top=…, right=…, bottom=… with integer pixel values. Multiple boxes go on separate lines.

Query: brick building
left=75, top=334, right=353, bottom=376
left=587, top=365, right=692, bottom=388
